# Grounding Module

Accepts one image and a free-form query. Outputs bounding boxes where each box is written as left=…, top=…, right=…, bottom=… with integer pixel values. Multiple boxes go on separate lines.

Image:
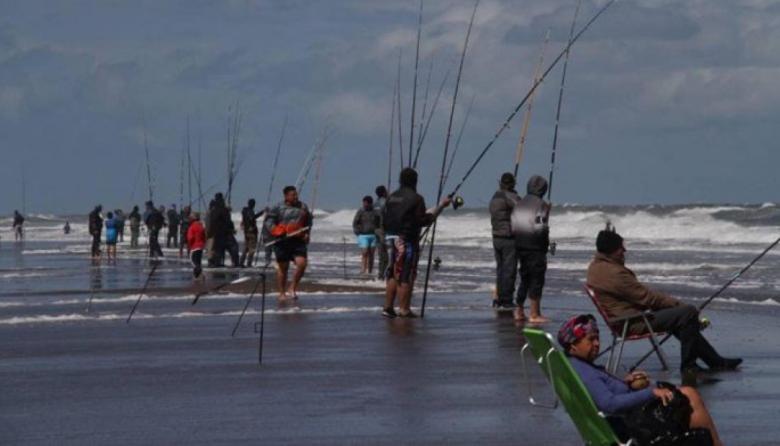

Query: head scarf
left=557, top=314, right=599, bottom=351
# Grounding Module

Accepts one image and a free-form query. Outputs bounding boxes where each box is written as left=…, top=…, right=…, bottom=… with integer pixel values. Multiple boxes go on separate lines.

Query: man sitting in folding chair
left=586, top=229, right=741, bottom=376
left=559, top=315, right=724, bottom=446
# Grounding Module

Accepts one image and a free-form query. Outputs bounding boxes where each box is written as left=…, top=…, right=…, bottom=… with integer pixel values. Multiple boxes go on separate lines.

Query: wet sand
left=1, top=290, right=778, bottom=445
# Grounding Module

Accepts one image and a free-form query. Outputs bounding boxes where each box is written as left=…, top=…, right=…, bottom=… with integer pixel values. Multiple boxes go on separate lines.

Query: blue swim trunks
left=357, top=234, right=377, bottom=249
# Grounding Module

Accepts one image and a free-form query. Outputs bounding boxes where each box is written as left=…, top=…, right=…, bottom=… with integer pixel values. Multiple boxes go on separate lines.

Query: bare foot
left=287, top=288, right=299, bottom=300
left=529, top=315, right=550, bottom=324
left=277, top=292, right=289, bottom=301
left=514, top=308, right=526, bottom=322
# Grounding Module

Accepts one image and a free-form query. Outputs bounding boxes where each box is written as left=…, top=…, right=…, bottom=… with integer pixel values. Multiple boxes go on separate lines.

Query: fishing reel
left=451, top=195, right=465, bottom=210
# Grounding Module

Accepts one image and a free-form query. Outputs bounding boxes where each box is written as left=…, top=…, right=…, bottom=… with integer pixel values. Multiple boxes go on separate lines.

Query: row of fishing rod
left=383, top=0, right=616, bottom=313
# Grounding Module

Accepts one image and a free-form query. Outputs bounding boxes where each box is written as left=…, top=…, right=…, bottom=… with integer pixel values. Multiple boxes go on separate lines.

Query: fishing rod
left=126, top=261, right=160, bottom=323
left=514, top=28, right=551, bottom=177
left=547, top=0, right=582, bottom=202
left=442, top=94, right=476, bottom=189
left=143, top=120, right=154, bottom=202
left=387, top=77, right=398, bottom=191
left=395, top=49, right=405, bottom=168
left=264, top=226, right=311, bottom=248
left=230, top=269, right=267, bottom=338
left=408, top=0, right=423, bottom=166
left=447, top=0, right=618, bottom=199
left=420, top=0, right=478, bottom=318
left=191, top=275, right=252, bottom=306
left=412, top=67, right=452, bottom=169
left=266, top=116, right=288, bottom=207
left=187, top=116, right=192, bottom=206
left=416, top=59, right=435, bottom=150
left=629, top=236, right=780, bottom=371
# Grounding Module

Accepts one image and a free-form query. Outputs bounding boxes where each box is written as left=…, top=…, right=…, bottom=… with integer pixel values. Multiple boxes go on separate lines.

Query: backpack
left=510, top=195, right=549, bottom=236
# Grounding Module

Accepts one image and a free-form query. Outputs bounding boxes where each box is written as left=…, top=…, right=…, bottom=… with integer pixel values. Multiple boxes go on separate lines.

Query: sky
left=1, top=0, right=780, bottom=214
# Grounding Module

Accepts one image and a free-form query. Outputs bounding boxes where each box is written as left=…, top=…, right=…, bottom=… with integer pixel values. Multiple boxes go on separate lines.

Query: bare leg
left=289, top=256, right=307, bottom=298
left=384, top=278, right=398, bottom=309
left=276, top=261, right=289, bottom=300
left=529, top=298, right=550, bottom=323
left=678, top=386, right=723, bottom=446
left=398, top=283, right=413, bottom=315
left=360, top=249, right=368, bottom=274
left=367, top=247, right=375, bottom=274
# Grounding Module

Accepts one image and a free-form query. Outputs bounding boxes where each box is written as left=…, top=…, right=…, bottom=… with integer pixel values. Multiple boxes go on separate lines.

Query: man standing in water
left=88, top=205, right=103, bottom=259
left=179, top=205, right=191, bottom=258
left=512, top=175, right=551, bottom=323
left=382, top=168, right=451, bottom=318
left=166, top=204, right=180, bottom=248
left=489, top=173, right=520, bottom=310
left=265, top=186, right=312, bottom=300
left=128, top=205, right=141, bottom=248
left=352, top=195, right=380, bottom=275
left=144, top=201, right=165, bottom=259
left=12, top=210, right=24, bottom=241
left=239, top=198, right=265, bottom=267
left=186, top=212, right=206, bottom=279
left=374, top=185, right=389, bottom=280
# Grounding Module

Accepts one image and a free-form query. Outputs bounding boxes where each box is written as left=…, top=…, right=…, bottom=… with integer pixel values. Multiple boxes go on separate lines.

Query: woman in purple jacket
left=559, top=314, right=723, bottom=446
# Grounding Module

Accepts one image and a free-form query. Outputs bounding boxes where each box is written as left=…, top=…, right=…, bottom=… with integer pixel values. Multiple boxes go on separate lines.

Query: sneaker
left=382, top=307, right=397, bottom=318
left=709, top=357, right=742, bottom=371
left=398, top=310, right=418, bottom=318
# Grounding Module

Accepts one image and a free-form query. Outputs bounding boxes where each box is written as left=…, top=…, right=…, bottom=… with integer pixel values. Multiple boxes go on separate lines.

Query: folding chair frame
left=584, top=286, right=670, bottom=373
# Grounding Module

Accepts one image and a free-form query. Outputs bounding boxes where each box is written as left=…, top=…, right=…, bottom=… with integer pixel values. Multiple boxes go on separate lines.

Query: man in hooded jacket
left=489, top=172, right=520, bottom=310
left=513, top=175, right=551, bottom=323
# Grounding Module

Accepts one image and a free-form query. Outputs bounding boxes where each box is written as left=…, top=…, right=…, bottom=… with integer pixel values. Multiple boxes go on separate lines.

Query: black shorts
left=273, top=238, right=308, bottom=262
left=518, top=250, right=547, bottom=298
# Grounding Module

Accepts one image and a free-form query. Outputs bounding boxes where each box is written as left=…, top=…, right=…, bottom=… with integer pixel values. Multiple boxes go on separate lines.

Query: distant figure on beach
left=105, top=211, right=118, bottom=261
left=144, top=201, right=165, bottom=259
left=587, top=229, right=742, bottom=376
left=63, top=221, right=71, bottom=235
left=166, top=204, right=179, bottom=248
left=186, top=212, right=206, bottom=279
left=353, top=195, right=380, bottom=275
left=489, top=172, right=520, bottom=311
left=511, top=175, right=551, bottom=323
left=207, top=193, right=239, bottom=267
left=179, top=205, right=191, bottom=258
left=128, top=205, right=141, bottom=248
left=240, top=198, right=266, bottom=267
left=12, top=210, right=24, bottom=241
left=88, top=205, right=103, bottom=259
left=559, top=314, right=724, bottom=446
left=114, top=209, right=126, bottom=242
left=374, top=185, right=389, bottom=280
left=381, top=168, right=451, bottom=318
left=265, top=186, right=312, bottom=300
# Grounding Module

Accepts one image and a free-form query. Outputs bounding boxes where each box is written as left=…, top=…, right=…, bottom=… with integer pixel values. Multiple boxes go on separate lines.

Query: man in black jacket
left=489, top=173, right=520, bottom=310
left=381, top=168, right=451, bottom=318
left=144, top=201, right=165, bottom=259
left=166, top=204, right=180, bottom=248
left=88, top=205, right=103, bottom=259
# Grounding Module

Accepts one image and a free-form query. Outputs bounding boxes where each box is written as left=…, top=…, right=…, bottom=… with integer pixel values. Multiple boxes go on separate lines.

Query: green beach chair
left=521, top=328, right=634, bottom=446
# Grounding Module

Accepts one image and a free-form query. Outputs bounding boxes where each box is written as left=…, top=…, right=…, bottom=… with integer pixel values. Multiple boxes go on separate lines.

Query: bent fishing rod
left=420, top=0, right=478, bottom=318
left=126, top=260, right=161, bottom=323
left=447, top=0, right=618, bottom=200
left=629, top=235, right=780, bottom=371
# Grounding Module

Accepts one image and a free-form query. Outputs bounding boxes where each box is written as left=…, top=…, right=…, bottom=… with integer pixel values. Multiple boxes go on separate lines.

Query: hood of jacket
left=526, top=175, right=548, bottom=197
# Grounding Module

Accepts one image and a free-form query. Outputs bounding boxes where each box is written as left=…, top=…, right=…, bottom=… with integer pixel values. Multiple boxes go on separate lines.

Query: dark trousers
left=149, top=229, right=164, bottom=258
left=167, top=226, right=179, bottom=248
left=492, top=237, right=517, bottom=304
left=91, top=233, right=101, bottom=257
left=517, top=250, right=547, bottom=305
left=649, top=304, right=723, bottom=370
left=240, top=232, right=258, bottom=267
left=376, top=229, right=389, bottom=280
left=191, top=249, right=203, bottom=278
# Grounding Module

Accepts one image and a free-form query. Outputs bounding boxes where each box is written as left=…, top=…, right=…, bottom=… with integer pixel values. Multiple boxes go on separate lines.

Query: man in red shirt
left=187, top=212, right=206, bottom=279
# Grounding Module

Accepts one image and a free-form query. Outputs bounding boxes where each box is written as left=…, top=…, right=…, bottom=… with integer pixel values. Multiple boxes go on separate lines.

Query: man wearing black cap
left=587, top=229, right=742, bottom=375
left=88, top=205, right=103, bottom=259
left=489, top=172, right=520, bottom=310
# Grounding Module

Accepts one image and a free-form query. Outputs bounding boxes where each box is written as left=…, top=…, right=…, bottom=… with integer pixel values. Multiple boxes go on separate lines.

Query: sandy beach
left=2, top=287, right=778, bottom=445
